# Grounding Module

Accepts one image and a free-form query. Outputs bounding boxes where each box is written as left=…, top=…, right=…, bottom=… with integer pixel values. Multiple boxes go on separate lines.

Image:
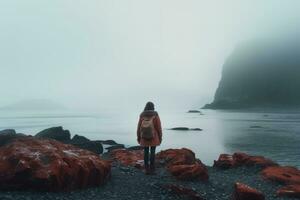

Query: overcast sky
left=0, top=0, right=299, bottom=111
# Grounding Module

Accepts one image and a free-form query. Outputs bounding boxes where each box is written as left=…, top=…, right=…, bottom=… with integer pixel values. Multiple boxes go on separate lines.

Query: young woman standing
left=137, top=102, right=162, bottom=174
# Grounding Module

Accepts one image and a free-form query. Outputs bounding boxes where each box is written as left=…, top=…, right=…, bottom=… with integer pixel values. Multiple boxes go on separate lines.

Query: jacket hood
left=140, top=110, right=158, bottom=117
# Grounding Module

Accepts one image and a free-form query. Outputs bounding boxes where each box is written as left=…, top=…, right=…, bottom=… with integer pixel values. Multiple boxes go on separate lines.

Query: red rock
left=0, top=138, right=111, bottom=191
left=156, top=148, right=196, bottom=166
left=261, top=166, right=300, bottom=185
left=168, top=162, right=208, bottom=181
left=213, top=154, right=235, bottom=169
left=157, top=148, right=208, bottom=181
left=233, top=182, right=265, bottom=200
left=110, top=149, right=144, bottom=169
left=233, top=152, right=277, bottom=167
left=111, top=148, right=209, bottom=181
left=214, top=152, right=277, bottom=169
left=163, top=184, right=204, bottom=200
left=277, top=185, right=300, bottom=198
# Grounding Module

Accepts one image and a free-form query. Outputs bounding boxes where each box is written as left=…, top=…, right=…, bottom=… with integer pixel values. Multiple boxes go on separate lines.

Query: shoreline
left=0, top=127, right=299, bottom=199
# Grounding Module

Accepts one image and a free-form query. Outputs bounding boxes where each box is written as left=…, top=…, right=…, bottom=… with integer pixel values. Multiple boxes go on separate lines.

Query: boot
left=149, top=164, right=156, bottom=175
left=144, top=165, right=150, bottom=175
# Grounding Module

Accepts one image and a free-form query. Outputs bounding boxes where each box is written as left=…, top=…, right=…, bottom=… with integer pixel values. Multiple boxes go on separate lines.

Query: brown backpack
left=140, top=116, right=155, bottom=140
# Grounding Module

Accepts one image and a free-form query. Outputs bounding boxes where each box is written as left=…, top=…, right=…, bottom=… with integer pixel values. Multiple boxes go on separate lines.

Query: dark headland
left=203, top=39, right=300, bottom=110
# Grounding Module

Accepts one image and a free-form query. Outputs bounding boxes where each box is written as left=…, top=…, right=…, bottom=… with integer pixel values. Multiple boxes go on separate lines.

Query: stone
left=190, top=128, right=203, bottom=131
left=126, top=146, right=144, bottom=151
left=214, top=152, right=277, bottom=169
left=250, top=126, right=263, bottom=129
left=277, top=185, right=300, bottom=198
left=71, top=134, right=90, bottom=143
left=35, top=126, right=71, bottom=142
left=187, top=110, right=201, bottom=113
left=168, top=162, right=208, bottom=181
left=0, top=138, right=111, bottom=191
left=156, top=148, right=197, bottom=167
left=162, top=184, right=204, bottom=200
left=0, top=129, right=26, bottom=147
left=233, top=182, right=265, bottom=200
left=110, top=149, right=144, bottom=169
left=169, top=127, right=202, bottom=131
left=158, top=148, right=209, bottom=181
left=71, top=141, right=103, bottom=154
left=213, top=154, right=235, bottom=169
left=261, top=166, right=300, bottom=185
left=105, top=144, right=125, bottom=152
left=99, top=140, right=118, bottom=145
left=170, top=127, right=190, bottom=131
left=233, top=152, right=277, bottom=168
left=0, top=129, right=16, bottom=135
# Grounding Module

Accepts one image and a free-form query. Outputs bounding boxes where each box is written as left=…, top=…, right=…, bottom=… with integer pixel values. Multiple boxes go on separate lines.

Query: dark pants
left=144, top=146, right=156, bottom=169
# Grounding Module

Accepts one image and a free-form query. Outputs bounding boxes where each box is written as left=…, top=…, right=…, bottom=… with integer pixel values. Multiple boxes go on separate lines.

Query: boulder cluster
left=262, top=166, right=300, bottom=198
left=0, top=127, right=121, bottom=191
left=214, top=152, right=300, bottom=199
left=0, top=137, right=111, bottom=191
left=213, top=152, right=277, bottom=169
left=111, top=148, right=208, bottom=181
left=0, top=127, right=299, bottom=199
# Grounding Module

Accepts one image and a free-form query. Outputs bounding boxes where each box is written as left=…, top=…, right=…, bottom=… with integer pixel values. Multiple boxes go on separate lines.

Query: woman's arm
left=137, top=117, right=142, bottom=143
left=155, top=115, right=162, bottom=142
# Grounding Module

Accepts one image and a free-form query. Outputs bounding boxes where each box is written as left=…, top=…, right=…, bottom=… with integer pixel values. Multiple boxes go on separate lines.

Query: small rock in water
left=190, top=128, right=203, bottom=131
left=250, top=125, right=263, bottom=129
left=170, top=127, right=189, bottom=131
left=187, top=110, right=202, bottom=113
left=170, top=127, right=202, bottom=131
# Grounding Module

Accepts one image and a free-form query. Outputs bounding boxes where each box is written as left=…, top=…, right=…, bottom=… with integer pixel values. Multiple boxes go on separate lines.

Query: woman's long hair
left=144, top=102, right=155, bottom=111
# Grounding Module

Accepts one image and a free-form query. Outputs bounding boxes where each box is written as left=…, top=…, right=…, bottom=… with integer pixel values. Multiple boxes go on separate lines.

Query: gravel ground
left=0, top=163, right=298, bottom=200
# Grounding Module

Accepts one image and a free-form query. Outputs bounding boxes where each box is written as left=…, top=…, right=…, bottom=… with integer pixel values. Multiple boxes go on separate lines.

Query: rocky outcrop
left=204, top=39, right=300, bottom=109
left=0, top=129, right=26, bottom=147
left=99, top=140, right=118, bottom=145
left=126, top=146, right=144, bottom=151
left=156, top=148, right=197, bottom=166
left=71, top=134, right=90, bottom=143
left=233, top=182, right=265, bottom=200
left=105, top=144, right=125, bottom=152
left=214, top=152, right=277, bottom=169
left=71, top=140, right=103, bottom=155
left=35, top=126, right=71, bottom=142
left=0, top=129, right=17, bottom=135
left=0, top=138, right=111, bottom=191
left=261, top=166, right=300, bottom=185
left=162, top=184, right=204, bottom=200
left=168, top=163, right=208, bottom=181
left=110, top=149, right=144, bottom=169
left=111, top=148, right=209, bottom=181
left=261, top=166, right=300, bottom=198
left=157, top=148, right=208, bottom=181
left=35, top=127, right=103, bottom=154
left=277, top=185, right=300, bottom=198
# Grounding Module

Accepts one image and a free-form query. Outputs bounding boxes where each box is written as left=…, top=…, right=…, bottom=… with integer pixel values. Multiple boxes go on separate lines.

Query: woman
left=137, top=102, right=162, bottom=174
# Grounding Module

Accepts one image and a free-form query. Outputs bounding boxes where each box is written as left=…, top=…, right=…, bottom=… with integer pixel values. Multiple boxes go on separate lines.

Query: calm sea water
left=0, top=109, right=299, bottom=167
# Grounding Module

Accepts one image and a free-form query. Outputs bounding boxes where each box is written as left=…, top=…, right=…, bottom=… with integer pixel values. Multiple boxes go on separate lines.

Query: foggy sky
left=0, top=0, right=300, bottom=111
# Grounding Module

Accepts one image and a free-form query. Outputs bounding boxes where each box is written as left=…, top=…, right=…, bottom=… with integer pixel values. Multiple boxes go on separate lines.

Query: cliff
left=204, top=39, right=300, bottom=109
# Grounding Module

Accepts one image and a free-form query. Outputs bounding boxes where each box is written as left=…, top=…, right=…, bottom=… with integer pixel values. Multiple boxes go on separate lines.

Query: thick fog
left=0, top=0, right=300, bottom=112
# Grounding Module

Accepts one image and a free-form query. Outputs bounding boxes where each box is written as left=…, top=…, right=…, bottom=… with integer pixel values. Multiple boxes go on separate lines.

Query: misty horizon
left=1, top=1, right=300, bottom=111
